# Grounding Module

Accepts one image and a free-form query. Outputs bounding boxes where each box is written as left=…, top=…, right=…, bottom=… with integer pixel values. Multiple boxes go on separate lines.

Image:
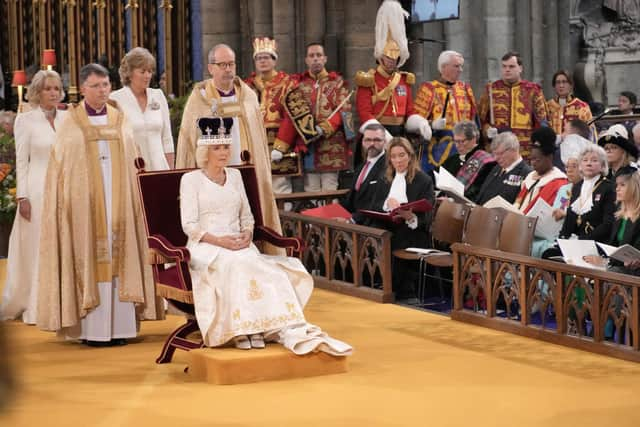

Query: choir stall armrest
left=147, top=235, right=191, bottom=264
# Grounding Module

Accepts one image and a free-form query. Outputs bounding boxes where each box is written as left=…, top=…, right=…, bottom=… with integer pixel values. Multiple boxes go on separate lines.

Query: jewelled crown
left=252, top=37, right=278, bottom=60
left=197, top=117, right=234, bottom=146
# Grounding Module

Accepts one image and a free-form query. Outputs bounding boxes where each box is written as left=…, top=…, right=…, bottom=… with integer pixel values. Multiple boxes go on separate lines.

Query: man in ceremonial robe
left=546, top=70, right=595, bottom=141
left=274, top=43, right=351, bottom=192
left=176, top=44, right=281, bottom=238
left=354, top=0, right=431, bottom=142
left=245, top=37, right=299, bottom=196
left=479, top=51, right=548, bottom=160
left=37, top=64, right=161, bottom=345
left=414, top=50, right=478, bottom=172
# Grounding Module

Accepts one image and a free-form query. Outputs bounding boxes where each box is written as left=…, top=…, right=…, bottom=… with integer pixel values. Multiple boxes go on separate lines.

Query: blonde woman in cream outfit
left=110, top=47, right=174, bottom=170
left=1, top=70, right=67, bottom=324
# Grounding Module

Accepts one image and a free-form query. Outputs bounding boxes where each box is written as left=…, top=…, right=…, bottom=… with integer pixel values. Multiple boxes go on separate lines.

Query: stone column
left=344, top=0, right=379, bottom=83
left=240, top=0, right=274, bottom=76
left=483, top=0, right=516, bottom=82
left=304, top=0, right=325, bottom=46
left=272, top=0, right=298, bottom=73
left=444, top=0, right=477, bottom=88
left=200, top=0, right=241, bottom=79
left=530, top=0, right=545, bottom=85
left=543, top=0, right=561, bottom=95
left=325, top=0, right=345, bottom=72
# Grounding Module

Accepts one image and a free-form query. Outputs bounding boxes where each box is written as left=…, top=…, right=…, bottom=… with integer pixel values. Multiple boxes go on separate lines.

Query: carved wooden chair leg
left=156, top=318, right=204, bottom=364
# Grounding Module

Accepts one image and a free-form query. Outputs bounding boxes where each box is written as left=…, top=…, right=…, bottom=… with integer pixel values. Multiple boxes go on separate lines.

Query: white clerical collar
left=504, top=156, right=523, bottom=173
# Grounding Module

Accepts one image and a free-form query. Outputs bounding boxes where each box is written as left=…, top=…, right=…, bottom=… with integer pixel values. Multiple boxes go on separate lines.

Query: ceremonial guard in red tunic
left=354, top=0, right=431, bottom=143
left=274, top=43, right=353, bottom=191
left=245, top=37, right=299, bottom=195
left=414, top=50, right=478, bottom=172
left=479, top=51, right=548, bottom=160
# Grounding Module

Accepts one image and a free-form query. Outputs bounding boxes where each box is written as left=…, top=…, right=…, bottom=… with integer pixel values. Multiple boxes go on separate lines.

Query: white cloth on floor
left=267, top=323, right=353, bottom=356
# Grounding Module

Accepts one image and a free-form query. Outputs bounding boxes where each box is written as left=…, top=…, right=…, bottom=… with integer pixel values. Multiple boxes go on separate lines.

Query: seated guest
left=584, top=171, right=640, bottom=276
left=180, top=117, right=313, bottom=350
left=541, top=144, right=616, bottom=259
left=339, top=123, right=387, bottom=225
left=553, top=118, right=595, bottom=170
left=564, top=118, right=592, bottom=141
left=550, top=135, right=592, bottom=222
left=615, top=91, right=638, bottom=136
left=474, top=131, right=532, bottom=205
left=441, top=120, right=495, bottom=201
left=514, top=127, right=568, bottom=214
left=372, top=137, right=435, bottom=300
left=598, top=124, right=638, bottom=179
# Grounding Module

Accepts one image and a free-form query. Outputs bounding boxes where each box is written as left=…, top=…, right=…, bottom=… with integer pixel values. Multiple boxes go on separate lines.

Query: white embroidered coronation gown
left=180, top=168, right=313, bottom=347
left=1, top=107, right=66, bottom=323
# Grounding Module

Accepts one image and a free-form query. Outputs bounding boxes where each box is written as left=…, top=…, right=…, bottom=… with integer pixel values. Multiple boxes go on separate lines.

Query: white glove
left=405, top=114, right=432, bottom=141
left=432, top=117, right=446, bottom=131
left=315, top=125, right=324, bottom=136
left=555, top=134, right=562, bottom=146
left=271, top=149, right=284, bottom=162
left=487, top=127, right=498, bottom=139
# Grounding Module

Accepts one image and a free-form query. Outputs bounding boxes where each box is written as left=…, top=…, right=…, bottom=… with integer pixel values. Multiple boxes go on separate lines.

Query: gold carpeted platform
left=2, top=259, right=640, bottom=426
left=188, top=346, right=348, bottom=384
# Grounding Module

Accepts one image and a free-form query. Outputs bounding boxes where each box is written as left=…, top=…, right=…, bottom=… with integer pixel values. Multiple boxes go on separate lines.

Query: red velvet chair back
left=137, top=168, right=190, bottom=248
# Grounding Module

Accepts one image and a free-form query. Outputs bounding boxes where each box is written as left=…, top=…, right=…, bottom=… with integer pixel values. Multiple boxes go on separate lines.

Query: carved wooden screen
left=0, top=0, right=192, bottom=108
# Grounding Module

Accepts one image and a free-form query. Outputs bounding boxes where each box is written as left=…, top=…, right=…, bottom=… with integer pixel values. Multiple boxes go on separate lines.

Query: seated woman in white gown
left=179, top=117, right=314, bottom=350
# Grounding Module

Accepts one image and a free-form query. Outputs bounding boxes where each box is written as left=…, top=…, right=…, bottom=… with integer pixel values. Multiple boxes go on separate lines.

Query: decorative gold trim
left=156, top=283, right=193, bottom=304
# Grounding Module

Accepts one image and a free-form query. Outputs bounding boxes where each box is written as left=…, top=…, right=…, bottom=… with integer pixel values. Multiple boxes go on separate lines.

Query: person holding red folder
left=371, top=137, right=435, bottom=300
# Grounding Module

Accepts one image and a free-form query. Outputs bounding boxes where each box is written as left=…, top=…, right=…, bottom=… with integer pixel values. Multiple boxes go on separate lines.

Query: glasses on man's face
left=212, top=61, right=236, bottom=69
left=363, top=137, right=384, bottom=143
left=453, top=138, right=468, bottom=145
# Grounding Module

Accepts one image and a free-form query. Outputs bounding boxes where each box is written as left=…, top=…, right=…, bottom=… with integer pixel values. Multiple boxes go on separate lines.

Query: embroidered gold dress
left=180, top=168, right=313, bottom=347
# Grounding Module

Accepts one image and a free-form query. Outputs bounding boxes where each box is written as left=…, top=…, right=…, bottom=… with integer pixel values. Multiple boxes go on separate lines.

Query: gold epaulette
left=401, top=72, right=415, bottom=85
left=355, top=69, right=375, bottom=88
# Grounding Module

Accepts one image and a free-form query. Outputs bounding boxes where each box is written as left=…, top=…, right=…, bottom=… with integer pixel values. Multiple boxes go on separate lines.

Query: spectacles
left=363, top=137, right=384, bottom=143
left=453, top=138, right=468, bottom=144
left=211, top=61, right=236, bottom=69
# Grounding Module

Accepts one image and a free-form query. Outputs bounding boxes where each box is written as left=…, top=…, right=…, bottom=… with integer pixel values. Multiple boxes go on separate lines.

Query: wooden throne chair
left=135, top=157, right=303, bottom=364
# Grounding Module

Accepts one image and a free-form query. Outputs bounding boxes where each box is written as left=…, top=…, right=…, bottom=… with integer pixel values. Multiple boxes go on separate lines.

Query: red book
left=358, top=198, right=433, bottom=223
left=301, top=203, right=352, bottom=220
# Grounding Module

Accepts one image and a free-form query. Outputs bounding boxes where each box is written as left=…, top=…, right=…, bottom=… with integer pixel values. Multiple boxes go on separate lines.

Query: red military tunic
left=355, top=65, right=416, bottom=133
left=478, top=79, right=548, bottom=160
left=414, top=80, right=477, bottom=128
left=245, top=70, right=298, bottom=174
left=546, top=95, right=596, bottom=141
left=275, top=69, right=350, bottom=172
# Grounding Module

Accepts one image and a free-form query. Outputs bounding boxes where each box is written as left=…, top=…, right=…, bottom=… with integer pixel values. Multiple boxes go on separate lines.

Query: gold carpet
left=2, top=259, right=640, bottom=427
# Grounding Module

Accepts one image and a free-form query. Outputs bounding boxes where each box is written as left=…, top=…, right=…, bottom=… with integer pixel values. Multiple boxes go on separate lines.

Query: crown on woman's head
left=197, top=117, right=234, bottom=146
